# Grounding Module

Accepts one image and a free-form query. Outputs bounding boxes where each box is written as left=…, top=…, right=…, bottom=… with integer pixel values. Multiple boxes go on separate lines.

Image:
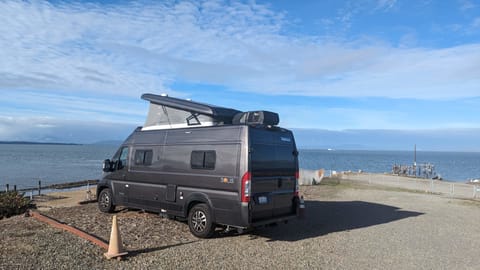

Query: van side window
left=191, top=151, right=216, bottom=170
left=134, top=150, right=153, bottom=166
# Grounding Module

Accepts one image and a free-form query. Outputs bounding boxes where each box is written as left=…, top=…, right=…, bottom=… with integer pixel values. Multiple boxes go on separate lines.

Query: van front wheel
left=98, top=188, right=115, bottom=213
left=188, top=203, right=215, bottom=238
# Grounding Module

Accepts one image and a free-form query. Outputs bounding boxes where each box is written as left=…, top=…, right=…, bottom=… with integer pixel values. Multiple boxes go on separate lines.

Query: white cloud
left=0, top=91, right=149, bottom=124
left=472, top=17, right=480, bottom=28
left=0, top=116, right=134, bottom=143
left=375, top=0, right=397, bottom=11
left=0, top=0, right=479, bottom=102
left=459, top=0, right=476, bottom=11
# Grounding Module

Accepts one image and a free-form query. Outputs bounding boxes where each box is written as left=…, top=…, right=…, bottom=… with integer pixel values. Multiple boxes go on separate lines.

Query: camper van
left=97, top=94, right=300, bottom=238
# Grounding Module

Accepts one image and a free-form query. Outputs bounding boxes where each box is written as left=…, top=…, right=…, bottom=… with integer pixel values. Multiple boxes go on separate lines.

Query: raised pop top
left=141, top=93, right=241, bottom=122
left=141, top=93, right=279, bottom=130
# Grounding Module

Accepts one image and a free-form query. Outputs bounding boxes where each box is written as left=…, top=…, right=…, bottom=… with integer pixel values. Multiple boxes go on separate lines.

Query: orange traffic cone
left=104, top=215, right=128, bottom=259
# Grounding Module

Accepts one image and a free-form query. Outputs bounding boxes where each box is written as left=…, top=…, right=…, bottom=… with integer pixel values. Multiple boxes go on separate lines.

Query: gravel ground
left=1, top=180, right=479, bottom=270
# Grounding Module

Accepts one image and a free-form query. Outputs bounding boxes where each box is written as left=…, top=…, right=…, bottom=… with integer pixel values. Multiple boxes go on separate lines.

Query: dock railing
left=0, top=179, right=99, bottom=199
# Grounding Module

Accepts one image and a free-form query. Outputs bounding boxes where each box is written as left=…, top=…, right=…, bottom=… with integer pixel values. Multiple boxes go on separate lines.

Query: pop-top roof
left=141, top=93, right=241, bottom=122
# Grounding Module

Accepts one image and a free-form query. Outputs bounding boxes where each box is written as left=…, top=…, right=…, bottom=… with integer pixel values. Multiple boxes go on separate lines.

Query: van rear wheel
left=188, top=203, right=215, bottom=238
left=98, top=188, right=115, bottom=213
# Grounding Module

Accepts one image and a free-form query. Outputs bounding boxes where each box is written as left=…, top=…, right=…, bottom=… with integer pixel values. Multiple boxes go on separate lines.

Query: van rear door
left=249, top=127, right=298, bottom=223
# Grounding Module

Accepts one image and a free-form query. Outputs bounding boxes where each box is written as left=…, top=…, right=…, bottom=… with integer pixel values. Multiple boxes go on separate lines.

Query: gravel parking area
left=1, top=180, right=479, bottom=269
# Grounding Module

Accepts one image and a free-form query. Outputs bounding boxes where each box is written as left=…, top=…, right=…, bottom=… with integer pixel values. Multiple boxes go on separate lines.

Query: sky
left=0, top=0, right=479, bottom=150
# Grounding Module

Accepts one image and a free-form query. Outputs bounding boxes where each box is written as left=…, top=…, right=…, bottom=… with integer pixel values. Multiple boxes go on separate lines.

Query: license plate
left=258, top=196, right=268, bottom=204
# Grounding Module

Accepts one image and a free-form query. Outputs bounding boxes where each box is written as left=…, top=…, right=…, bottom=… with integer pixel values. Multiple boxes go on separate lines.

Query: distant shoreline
left=0, top=141, right=81, bottom=146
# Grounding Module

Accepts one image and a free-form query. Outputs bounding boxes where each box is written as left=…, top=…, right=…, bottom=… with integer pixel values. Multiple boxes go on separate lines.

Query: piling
left=38, top=180, right=41, bottom=196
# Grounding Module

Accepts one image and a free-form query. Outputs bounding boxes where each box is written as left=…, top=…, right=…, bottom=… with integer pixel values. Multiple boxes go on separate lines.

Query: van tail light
left=294, top=171, right=299, bottom=196
left=241, top=172, right=251, bottom=203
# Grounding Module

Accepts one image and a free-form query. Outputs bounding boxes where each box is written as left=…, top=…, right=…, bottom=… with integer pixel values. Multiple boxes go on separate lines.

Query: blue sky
left=0, top=0, right=479, bottom=149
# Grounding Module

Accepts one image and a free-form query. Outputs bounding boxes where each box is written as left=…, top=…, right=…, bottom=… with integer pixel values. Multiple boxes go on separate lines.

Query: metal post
left=413, top=144, right=417, bottom=177
left=86, top=180, right=91, bottom=201
left=38, top=180, right=41, bottom=196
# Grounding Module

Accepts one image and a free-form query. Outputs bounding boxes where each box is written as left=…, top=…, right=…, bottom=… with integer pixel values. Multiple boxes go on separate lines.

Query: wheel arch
left=184, top=193, right=215, bottom=222
left=96, top=182, right=115, bottom=205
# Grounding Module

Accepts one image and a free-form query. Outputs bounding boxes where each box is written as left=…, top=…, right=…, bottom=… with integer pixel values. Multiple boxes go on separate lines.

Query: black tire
left=188, top=203, right=215, bottom=238
left=98, top=188, right=115, bottom=213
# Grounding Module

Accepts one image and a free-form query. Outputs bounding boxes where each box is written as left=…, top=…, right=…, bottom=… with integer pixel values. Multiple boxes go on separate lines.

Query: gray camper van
left=97, top=94, right=300, bottom=238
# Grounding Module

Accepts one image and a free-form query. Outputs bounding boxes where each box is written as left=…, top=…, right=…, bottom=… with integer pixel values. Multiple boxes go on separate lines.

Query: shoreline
left=33, top=186, right=97, bottom=210
left=1, top=179, right=99, bottom=194
left=331, top=171, right=480, bottom=200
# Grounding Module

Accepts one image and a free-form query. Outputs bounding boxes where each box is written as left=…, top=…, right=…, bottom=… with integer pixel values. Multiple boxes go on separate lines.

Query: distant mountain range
left=0, top=140, right=123, bottom=146
left=0, top=141, right=81, bottom=145
left=2, top=128, right=479, bottom=152
left=90, top=140, right=123, bottom=146
left=292, top=128, right=480, bottom=152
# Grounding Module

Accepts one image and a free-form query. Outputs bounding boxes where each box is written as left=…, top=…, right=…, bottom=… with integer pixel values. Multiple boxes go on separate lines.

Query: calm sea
left=0, top=144, right=116, bottom=190
left=300, top=149, right=480, bottom=182
left=0, top=144, right=479, bottom=189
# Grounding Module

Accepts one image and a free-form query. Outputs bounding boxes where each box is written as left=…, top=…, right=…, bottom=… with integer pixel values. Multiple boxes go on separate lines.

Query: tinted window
left=191, top=151, right=216, bottom=170
left=134, top=150, right=153, bottom=166
left=251, top=144, right=295, bottom=176
left=116, top=147, right=129, bottom=170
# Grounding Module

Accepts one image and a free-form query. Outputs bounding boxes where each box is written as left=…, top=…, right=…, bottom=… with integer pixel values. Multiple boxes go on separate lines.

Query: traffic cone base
left=104, top=215, right=128, bottom=259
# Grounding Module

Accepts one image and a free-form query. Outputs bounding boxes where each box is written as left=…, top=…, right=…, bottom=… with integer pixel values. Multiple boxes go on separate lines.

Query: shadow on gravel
left=252, top=200, right=423, bottom=242
left=129, top=240, right=199, bottom=257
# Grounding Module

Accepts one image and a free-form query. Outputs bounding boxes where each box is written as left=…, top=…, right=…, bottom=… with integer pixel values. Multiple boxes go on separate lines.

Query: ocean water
left=0, top=145, right=479, bottom=190
left=299, top=149, right=480, bottom=182
left=0, top=144, right=117, bottom=190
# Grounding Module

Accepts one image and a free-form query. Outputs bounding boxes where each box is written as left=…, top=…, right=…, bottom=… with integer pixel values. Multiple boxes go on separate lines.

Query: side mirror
left=102, top=159, right=112, bottom=172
